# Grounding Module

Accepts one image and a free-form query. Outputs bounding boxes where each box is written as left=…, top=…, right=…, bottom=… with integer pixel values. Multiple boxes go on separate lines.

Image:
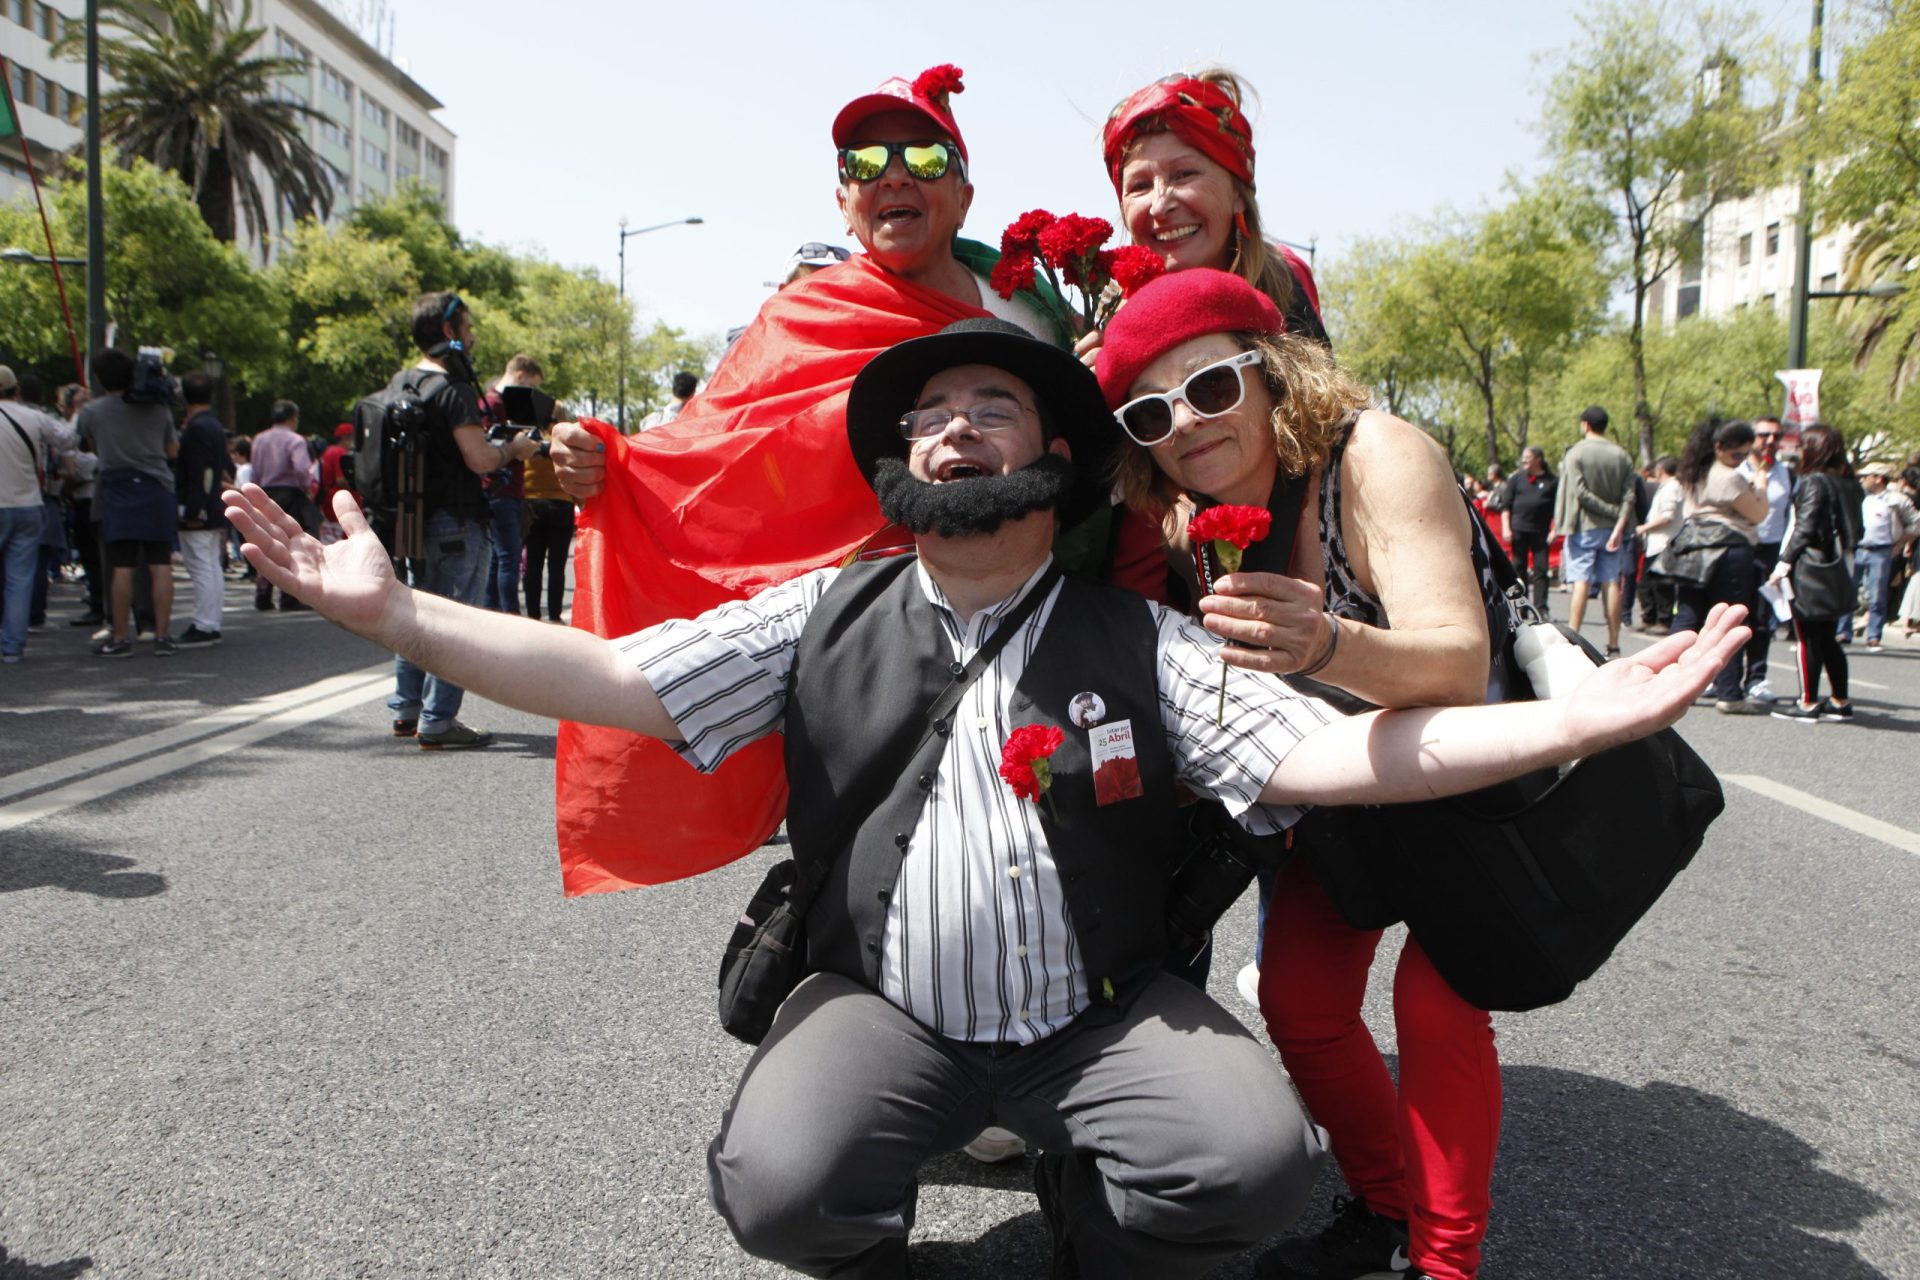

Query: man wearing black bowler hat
left=224, top=320, right=1748, bottom=1278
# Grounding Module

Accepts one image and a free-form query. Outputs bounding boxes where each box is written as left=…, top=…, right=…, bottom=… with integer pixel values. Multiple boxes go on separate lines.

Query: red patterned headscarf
left=1101, top=76, right=1256, bottom=191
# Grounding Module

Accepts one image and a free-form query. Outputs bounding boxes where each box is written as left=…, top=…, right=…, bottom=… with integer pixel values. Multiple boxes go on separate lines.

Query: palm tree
left=52, top=0, right=334, bottom=250
left=1838, top=224, right=1920, bottom=400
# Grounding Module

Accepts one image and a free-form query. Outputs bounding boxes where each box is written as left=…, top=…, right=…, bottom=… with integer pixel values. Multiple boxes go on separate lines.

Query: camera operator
left=387, top=292, right=541, bottom=750
left=480, top=354, right=551, bottom=616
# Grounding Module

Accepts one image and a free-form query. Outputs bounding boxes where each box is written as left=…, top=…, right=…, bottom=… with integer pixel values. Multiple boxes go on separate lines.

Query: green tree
left=270, top=217, right=418, bottom=422
left=51, top=0, right=333, bottom=250
left=0, top=157, right=283, bottom=387
left=1813, top=0, right=1920, bottom=397
left=1543, top=0, right=1787, bottom=464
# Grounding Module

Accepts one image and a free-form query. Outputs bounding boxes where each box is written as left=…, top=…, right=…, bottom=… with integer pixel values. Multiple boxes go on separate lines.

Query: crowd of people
left=1472, top=411, right=1920, bottom=721
left=5, top=55, right=1914, bottom=1280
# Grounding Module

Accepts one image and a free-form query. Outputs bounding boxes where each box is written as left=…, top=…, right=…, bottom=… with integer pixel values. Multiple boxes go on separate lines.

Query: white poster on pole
left=1776, top=368, right=1822, bottom=430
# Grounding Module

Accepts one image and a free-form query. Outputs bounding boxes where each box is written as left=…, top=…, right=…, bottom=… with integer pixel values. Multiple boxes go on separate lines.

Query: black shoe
left=417, top=721, right=494, bottom=751
left=1771, top=700, right=1825, bottom=724
left=153, top=635, right=178, bottom=657
left=1820, top=701, right=1855, bottom=723
left=1033, top=1154, right=1078, bottom=1280
left=93, top=638, right=134, bottom=658
left=255, top=595, right=275, bottom=612
left=69, top=613, right=105, bottom=627
left=278, top=597, right=312, bottom=612
left=1254, top=1195, right=1411, bottom=1279
left=392, top=718, right=418, bottom=738
left=176, top=625, right=223, bottom=646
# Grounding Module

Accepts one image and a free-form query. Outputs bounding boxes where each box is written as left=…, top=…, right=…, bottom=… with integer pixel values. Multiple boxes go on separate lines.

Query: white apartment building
left=1646, top=180, right=1856, bottom=327
left=0, top=0, right=454, bottom=259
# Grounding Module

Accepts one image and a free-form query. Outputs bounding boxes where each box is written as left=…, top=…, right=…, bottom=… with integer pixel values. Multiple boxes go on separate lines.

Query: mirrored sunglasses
left=839, top=140, right=958, bottom=183
left=1113, top=350, right=1263, bottom=446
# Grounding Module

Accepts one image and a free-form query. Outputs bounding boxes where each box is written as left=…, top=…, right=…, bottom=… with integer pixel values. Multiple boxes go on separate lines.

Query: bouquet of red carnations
left=990, top=210, right=1166, bottom=337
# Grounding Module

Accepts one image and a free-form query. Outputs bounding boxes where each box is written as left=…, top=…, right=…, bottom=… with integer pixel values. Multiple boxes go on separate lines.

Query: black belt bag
left=716, top=567, right=1061, bottom=1046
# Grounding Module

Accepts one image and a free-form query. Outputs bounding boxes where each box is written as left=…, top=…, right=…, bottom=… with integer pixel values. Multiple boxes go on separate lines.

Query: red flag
left=555, top=255, right=993, bottom=896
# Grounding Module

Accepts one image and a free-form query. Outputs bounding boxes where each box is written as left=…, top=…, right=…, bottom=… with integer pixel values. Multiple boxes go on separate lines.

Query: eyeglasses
left=839, top=140, right=959, bottom=183
left=1754, top=432, right=1779, bottom=441
left=1113, top=350, right=1263, bottom=446
left=898, top=400, right=1030, bottom=439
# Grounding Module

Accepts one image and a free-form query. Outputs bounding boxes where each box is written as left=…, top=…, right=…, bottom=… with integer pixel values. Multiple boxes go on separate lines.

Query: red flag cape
left=556, top=254, right=994, bottom=896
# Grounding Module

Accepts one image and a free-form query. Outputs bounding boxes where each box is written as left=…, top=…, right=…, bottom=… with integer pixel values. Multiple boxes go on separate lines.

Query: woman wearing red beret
left=1097, top=269, right=1509, bottom=1280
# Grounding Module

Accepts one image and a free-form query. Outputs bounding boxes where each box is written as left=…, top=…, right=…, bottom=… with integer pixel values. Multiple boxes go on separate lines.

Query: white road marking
left=0, top=665, right=390, bottom=805
left=1723, top=774, right=1920, bottom=858
left=0, top=669, right=391, bottom=834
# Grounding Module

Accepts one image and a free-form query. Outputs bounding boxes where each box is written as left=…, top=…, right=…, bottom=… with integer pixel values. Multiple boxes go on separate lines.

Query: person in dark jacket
left=175, top=372, right=232, bottom=646
left=1768, top=424, right=1861, bottom=723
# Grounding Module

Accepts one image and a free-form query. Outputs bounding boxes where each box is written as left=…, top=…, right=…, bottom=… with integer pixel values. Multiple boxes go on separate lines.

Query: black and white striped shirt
left=619, top=557, right=1338, bottom=1043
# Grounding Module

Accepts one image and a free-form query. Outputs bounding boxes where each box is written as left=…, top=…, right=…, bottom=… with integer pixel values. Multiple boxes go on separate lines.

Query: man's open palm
left=223, top=485, right=398, bottom=634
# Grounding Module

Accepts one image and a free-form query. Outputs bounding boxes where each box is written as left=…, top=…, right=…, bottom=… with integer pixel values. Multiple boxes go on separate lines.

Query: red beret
left=1095, top=269, right=1284, bottom=409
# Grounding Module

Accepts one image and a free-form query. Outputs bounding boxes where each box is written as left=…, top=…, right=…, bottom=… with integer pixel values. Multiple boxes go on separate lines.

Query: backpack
left=350, top=369, right=445, bottom=558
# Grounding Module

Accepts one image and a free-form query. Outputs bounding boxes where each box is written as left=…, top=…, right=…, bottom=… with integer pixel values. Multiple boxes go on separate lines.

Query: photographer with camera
left=479, top=354, right=551, bottom=616
left=384, top=291, right=540, bottom=750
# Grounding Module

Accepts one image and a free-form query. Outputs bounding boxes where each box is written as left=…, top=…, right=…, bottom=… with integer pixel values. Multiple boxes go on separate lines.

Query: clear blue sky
left=395, top=0, right=1814, bottom=344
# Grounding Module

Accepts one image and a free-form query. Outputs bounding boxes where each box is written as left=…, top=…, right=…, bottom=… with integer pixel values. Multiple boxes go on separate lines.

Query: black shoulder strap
left=0, top=406, right=42, bottom=490
left=789, top=563, right=1064, bottom=914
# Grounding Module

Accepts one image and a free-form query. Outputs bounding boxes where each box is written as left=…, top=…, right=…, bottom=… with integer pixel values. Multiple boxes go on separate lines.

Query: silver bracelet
left=1295, top=612, right=1340, bottom=677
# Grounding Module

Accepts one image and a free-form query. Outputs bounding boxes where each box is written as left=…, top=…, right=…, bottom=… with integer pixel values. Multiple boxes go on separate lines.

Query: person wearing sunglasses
left=1098, top=269, right=1517, bottom=1280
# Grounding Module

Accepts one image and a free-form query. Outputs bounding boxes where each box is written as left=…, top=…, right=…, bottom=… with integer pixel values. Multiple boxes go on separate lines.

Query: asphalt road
left=2, top=570, right=1917, bottom=1279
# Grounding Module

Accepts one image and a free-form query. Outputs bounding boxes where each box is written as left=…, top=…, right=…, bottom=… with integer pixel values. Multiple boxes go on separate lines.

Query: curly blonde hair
left=1108, top=67, right=1297, bottom=317
left=1110, top=331, right=1373, bottom=516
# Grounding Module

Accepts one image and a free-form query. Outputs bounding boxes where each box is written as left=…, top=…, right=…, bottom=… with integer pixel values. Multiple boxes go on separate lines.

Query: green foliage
left=1541, top=0, right=1788, bottom=461
left=1813, top=0, right=1920, bottom=397
left=0, top=157, right=283, bottom=386
left=50, top=0, right=333, bottom=248
left=1325, top=185, right=1611, bottom=471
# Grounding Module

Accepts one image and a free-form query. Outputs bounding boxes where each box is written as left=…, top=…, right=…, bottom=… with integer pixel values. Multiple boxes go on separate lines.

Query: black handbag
left=716, top=566, right=1061, bottom=1046
left=1651, top=517, right=1745, bottom=586
left=1368, top=530, right=1726, bottom=1011
left=1788, top=475, right=1857, bottom=619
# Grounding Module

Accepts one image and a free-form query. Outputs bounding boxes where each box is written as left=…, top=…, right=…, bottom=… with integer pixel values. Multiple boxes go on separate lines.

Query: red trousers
left=1259, top=859, right=1502, bottom=1280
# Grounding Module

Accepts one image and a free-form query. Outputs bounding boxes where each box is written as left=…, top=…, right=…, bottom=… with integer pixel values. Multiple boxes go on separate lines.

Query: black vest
left=783, top=557, right=1187, bottom=1021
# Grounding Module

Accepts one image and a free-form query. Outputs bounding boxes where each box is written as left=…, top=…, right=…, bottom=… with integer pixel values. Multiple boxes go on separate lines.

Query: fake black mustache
left=871, top=453, right=1077, bottom=538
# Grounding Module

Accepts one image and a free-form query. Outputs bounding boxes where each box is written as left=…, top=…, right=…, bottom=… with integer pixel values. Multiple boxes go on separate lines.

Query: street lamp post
left=616, top=216, right=703, bottom=431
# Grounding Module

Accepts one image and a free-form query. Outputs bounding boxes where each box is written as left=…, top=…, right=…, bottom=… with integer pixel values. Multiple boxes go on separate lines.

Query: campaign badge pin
left=1068, top=691, right=1107, bottom=729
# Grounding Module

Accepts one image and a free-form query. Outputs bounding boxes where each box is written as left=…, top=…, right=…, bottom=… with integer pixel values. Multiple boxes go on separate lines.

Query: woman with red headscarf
left=1098, top=266, right=1511, bottom=1280
left=1091, top=70, right=1329, bottom=356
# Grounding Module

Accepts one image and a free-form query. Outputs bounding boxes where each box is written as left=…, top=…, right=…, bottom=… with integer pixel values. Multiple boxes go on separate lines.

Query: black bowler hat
left=844, top=318, right=1118, bottom=527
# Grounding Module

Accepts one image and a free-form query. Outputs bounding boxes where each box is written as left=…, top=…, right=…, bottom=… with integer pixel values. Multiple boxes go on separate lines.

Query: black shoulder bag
left=1368, top=522, right=1727, bottom=1011
left=716, top=565, right=1062, bottom=1045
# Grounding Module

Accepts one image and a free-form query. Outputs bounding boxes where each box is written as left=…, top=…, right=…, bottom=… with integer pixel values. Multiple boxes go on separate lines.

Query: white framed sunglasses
left=1113, top=350, right=1263, bottom=446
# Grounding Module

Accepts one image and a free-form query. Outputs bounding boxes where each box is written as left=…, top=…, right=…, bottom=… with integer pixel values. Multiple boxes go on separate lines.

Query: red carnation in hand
left=1001, top=209, right=1057, bottom=257
left=990, top=251, right=1038, bottom=300
left=1187, top=504, right=1272, bottom=562
left=1037, top=214, right=1114, bottom=271
left=999, top=725, right=1065, bottom=816
left=913, top=64, right=966, bottom=108
left=1187, top=504, right=1274, bottom=726
left=1110, top=245, right=1167, bottom=297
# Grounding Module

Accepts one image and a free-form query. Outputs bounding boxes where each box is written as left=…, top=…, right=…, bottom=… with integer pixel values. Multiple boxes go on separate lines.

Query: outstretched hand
left=223, top=485, right=399, bottom=635
left=1559, top=604, right=1752, bottom=752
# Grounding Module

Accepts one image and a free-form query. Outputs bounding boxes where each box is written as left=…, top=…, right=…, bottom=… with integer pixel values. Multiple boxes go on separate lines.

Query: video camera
left=123, top=346, right=180, bottom=407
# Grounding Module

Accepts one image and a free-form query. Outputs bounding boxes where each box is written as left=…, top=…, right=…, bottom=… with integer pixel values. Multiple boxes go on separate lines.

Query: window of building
left=1820, top=273, right=1838, bottom=292
left=318, top=116, right=349, bottom=148
left=324, top=160, right=350, bottom=195
left=1762, top=293, right=1776, bottom=310
left=1738, top=232, right=1752, bottom=267
left=276, top=30, right=311, bottom=64
left=360, top=181, right=381, bottom=201
left=8, top=0, right=27, bottom=28
left=277, top=83, right=309, bottom=108
left=319, top=63, right=351, bottom=101
left=362, top=139, right=387, bottom=172
left=37, top=72, right=54, bottom=114
left=424, top=140, right=446, bottom=169
left=37, top=0, right=54, bottom=38
left=1675, top=223, right=1704, bottom=320
left=1766, top=222, right=1780, bottom=256
left=395, top=119, right=420, bottom=150
left=362, top=96, right=387, bottom=128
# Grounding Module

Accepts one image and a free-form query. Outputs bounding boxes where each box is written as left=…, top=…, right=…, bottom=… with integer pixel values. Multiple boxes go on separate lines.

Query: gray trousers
left=707, top=971, right=1326, bottom=1278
